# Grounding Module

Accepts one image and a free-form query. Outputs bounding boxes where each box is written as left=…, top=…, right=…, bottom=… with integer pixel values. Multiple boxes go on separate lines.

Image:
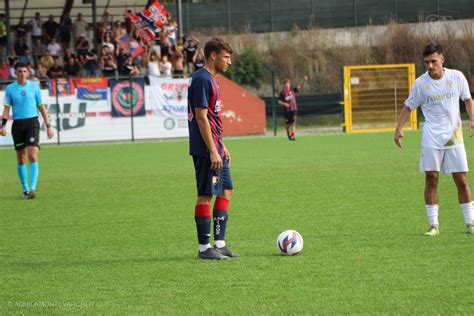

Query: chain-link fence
left=170, top=0, right=474, bottom=34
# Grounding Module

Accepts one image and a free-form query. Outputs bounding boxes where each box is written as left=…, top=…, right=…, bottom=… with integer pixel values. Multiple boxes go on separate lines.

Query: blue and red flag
left=128, top=1, right=168, bottom=43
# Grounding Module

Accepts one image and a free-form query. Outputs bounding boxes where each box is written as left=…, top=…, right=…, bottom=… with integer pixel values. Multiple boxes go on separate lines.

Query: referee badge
left=212, top=176, right=219, bottom=186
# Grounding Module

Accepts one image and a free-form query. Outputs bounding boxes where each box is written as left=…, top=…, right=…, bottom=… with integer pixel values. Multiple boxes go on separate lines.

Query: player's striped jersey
left=3, top=80, right=44, bottom=120
left=279, top=87, right=299, bottom=112
left=187, top=68, right=225, bottom=157
left=405, top=68, right=471, bottom=149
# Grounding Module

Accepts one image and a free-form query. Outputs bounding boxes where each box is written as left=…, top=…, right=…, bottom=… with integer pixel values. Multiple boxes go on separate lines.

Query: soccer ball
left=276, top=230, right=303, bottom=256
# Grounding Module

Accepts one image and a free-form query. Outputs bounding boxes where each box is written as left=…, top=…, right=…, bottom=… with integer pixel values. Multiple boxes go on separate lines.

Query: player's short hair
left=283, top=79, right=290, bottom=84
left=423, top=43, right=443, bottom=57
left=204, top=38, right=233, bottom=60
left=15, top=62, right=27, bottom=70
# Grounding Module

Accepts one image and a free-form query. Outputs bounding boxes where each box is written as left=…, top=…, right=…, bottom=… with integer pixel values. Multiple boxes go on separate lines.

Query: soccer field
left=1, top=131, right=474, bottom=314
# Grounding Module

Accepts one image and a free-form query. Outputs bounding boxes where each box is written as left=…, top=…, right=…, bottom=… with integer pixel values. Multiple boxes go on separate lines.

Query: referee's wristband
left=46, top=123, right=52, bottom=128
left=1, top=118, right=6, bottom=127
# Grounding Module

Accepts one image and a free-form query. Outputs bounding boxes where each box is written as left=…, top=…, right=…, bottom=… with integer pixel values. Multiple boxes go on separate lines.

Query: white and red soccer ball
left=276, top=230, right=303, bottom=256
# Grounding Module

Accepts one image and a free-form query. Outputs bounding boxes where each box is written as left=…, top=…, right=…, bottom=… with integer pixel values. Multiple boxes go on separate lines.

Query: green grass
left=1, top=131, right=474, bottom=314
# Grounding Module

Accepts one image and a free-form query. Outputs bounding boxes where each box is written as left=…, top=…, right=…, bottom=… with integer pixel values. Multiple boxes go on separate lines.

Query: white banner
left=149, top=76, right=189, bottom=118
left=0, top=86, right=189, bottom=147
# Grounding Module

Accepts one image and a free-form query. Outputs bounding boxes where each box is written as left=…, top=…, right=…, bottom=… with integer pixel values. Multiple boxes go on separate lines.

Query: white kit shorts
left=420, top=146, right=469, bottom=175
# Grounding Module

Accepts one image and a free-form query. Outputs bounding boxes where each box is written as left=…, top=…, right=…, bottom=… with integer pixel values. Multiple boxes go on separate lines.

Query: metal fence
left=170, top=0, right=474, bottom=34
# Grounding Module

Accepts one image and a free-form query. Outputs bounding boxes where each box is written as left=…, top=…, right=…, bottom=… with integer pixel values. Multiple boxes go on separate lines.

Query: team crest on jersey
left=212, top=176, right=219, bottom=186
left=447, top=80, right=453, bottom=88
left=21, top=91, right=26, bottom=96
left=215, top=100, right=222, bottom=113
left=424, top=84, right=430, bottom=92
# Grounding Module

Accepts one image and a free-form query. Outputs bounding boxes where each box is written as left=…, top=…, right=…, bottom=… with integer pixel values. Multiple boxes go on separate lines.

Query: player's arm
left=297, top=76, right=308, bottom=91
left=464, top=98, right=474, bottom=136
left=278, top=99, right=289, bottom=108
left=1, top=106, right=11, bottom=136
left=195, top=107, right=222, bottom=171
left=38, top=105, right=54, bottom=139
left=394, top=106, right=412, bottom=148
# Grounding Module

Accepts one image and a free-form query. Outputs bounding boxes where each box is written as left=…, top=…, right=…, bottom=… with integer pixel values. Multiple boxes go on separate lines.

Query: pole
left=270, top=0, right=273, bottom=32
left=129, top=75, right=135, bottom=142
left=54, top=79, right=61, bottom=145
left=92, top=0, right=98, bottom=52
left=227, top=0, right=231, bottom=32
left=354, top=0, right=357, bottom=27
left=272, top=69, right=277, bottom=136
left=4, top=0, right=11, bottom=55
left=176, top=0, right=183, bottom=38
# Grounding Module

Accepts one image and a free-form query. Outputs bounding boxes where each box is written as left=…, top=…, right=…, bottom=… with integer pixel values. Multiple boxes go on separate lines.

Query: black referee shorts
left=11, top=117, right=40, bottom=150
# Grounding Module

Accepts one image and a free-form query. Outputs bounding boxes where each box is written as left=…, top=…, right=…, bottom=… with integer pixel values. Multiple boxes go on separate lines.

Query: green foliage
left=226, top=46, right=269, bottom=89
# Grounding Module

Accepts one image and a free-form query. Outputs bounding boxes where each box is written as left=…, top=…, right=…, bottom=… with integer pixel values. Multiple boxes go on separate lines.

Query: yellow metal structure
left=343, top=64, right=417, bottom=133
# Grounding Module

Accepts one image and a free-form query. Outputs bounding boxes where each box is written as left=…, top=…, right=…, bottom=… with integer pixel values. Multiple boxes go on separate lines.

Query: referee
left=1, top=62, right=54, bottom=199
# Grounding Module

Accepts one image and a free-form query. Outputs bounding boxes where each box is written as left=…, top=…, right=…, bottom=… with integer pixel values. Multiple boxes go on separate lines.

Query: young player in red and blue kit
left=188, top=38, right=239, bottom=260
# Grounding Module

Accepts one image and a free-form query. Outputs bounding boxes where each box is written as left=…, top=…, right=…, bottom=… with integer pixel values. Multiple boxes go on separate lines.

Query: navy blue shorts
left=193, top=155, right=233, bottom=196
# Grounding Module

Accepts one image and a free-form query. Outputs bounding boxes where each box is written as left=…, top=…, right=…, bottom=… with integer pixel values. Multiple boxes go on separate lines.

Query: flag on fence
left=75, top=78, right=109, bottom=100
left=110, top=78, right=146, bottom=117
left=128, top=1, right=168, bottom=43
left=48, top=78, right=76, bottom=96
left=119, top=33, right=145, bottom=58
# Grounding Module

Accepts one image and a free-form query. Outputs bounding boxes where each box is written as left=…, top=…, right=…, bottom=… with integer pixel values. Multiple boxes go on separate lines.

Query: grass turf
left=1, top=131, right=474, bottom=314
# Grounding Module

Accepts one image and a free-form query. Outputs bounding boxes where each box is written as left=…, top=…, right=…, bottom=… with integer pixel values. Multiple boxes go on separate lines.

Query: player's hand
left=210, top=150, right=223, bottom=171
left=0, top=126, right=6, bottom=136
left=303, top=75, right=308, bottom=81
left=223, top=148, right=231, bottom=167
left=394, top=128, right=404, bottom=148
left=47, top=126, right=54, bottom=139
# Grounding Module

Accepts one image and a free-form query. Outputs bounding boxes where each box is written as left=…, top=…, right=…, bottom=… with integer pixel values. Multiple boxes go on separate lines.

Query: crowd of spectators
left=0, top=10, right=205, bottom=86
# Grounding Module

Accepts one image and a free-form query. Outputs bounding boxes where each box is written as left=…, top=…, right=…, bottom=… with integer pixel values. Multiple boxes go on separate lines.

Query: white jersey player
left=395, top=43, right=474, bottom=236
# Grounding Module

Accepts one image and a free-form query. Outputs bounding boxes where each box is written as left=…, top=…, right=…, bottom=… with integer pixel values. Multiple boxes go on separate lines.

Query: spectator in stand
left=43, top=15, right=59, bottom=44
left=47, top=38, right=61, bottom=58
left=101, top=51, right=117, bottom=77
left=20, top=50, right=34, bottom=65
left=75, top=34, right=89, bottom=63
left=63, top=47, right=75, bottom=63
left=123, top=9, right=134, bottom=35
left=176, top=36, right=185, bottom=54
left=28, top=12, right=43, bottom=44
left=31, top=38, right=46, bottom=66
left=0, top=59, right=10, bottom=83
left=193, top=51, right=205, bottom=72
left=116, top=47, right=128, bottom=73
left=160, top=27, right=170, bottom=58
left=170, top=45, right=184, bottom=78
left=99, top=11, right=114, bottom=43
left=59, top=13, right=73, bottom=50
left=9, top=60, right=18, bottom=79
left=36, top=63, right=48, bottom=80
left=147, top=48, right=160, bottom=78
left=14, top=38, right=29, bottom=57
left=15, top=17, right=28, bottom=41
left=84, top=49, right=99, bottom=77
left=73, top=13, right=89, bottom=44
left=40, top=51, right=54, bottom=70
left=113, top=22, right=127, bottom=44
left=166, top=16, right=178, bottom=46
left=101, top=34, right=115, bottom=52
left=27, top=63, right=41, bottom=86
left=0, top=14, right=7, bottom=56
left=7, top=49, right=18, bottom=65
left=63, top=56, right=80, bottom=77
left=119, top=56, right=140, bottom=77
left=47, top=57, right=64, bottom=78
left=185, top=36, right=199, bottom=75
left=160, top=54, right=172, bottom=77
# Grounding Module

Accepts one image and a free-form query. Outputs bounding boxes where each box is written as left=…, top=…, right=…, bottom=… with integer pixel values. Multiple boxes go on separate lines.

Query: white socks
left=425, top=205, right=439, bottom=227
left=460, top=202, right=474, bottom=226
left=215, top=240, right=226, bottom=248
left=199, top=243, right=211, bottom=252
